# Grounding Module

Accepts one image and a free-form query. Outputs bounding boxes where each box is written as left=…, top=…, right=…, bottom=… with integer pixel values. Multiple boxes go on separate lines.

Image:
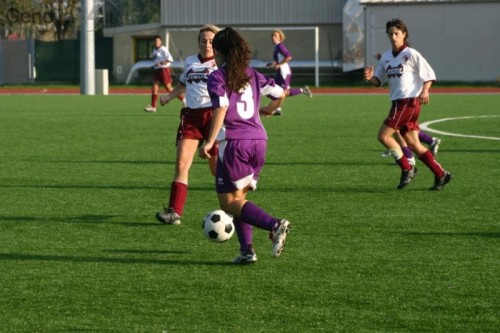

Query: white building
left=103, top=0, right=500, bottom=83
left=360, top=0, right=500, bottom=82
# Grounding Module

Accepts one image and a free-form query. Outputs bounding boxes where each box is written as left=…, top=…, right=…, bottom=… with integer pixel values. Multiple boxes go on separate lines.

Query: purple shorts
left=274, top=72, right=291, bottom=90
left=215, top=140, right=267, bottom=193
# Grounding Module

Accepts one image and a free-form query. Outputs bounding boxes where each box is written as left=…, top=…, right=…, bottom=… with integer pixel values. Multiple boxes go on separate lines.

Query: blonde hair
left=272, top=29, right=285, bottom=42
left=198, top=24, right=221, bottom=42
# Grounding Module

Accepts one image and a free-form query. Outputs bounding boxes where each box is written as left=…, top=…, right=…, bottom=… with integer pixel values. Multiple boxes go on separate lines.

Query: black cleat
left=397, top=166, right=417, bottom=190
left=430, top=171, right=452, bottom=191
left=155, top=207, right=181, bottom=225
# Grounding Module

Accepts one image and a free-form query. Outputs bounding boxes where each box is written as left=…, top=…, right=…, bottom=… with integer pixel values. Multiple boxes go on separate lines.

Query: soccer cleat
left=144, top=105, right=157, bottom=113
left=407, top=156, right=416, bottom=166
left=430, top=171, right=452, bottom=191
left=397, top=166, right=417, bottom=190
left=272, top=108, right=283, bottom=116
left=430, top=138, right=441, bottom=156
left=303, top=85, right=313, bottom=98
left=155, top=207, right=181, bottom=225
left=232, top=251, right=257, bottom=265
left=380, top=150, right=392, bottom=158
left=271, top=220, right=290, bottom=257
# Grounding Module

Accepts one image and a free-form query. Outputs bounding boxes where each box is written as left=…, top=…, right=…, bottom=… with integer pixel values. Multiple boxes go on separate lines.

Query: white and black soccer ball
left=202, top=210, right=235, bottom=243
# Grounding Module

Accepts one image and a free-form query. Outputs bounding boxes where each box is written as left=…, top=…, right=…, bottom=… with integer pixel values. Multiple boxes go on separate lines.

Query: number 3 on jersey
left=236, top=85, right=255, bottom=119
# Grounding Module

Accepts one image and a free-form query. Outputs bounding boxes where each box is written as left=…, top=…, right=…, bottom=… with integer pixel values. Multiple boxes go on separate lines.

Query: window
left=134, top=37, right=154, bottom=62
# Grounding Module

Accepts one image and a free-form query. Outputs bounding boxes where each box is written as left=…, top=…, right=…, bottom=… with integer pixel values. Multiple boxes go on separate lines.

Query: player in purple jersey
left=198, top=27, right=290, bottom=264
left=364, top=18, right=451, bottom=190
left=267, top=29, right=312, bottom=116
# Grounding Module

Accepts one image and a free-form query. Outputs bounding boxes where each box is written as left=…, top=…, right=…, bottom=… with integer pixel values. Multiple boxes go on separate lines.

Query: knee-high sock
left=288, top=88, right=302, bottom=96
left=240, top=201, right=278, bottom=231
left=233, top=217, right=253, bottom=254
left=402, top=146, right=413, bottom=159
left=168, top=181, right=188, bottom=216
left=419, top=131, right=433, bottom=145
left=419, top=150, right=445, bottom=178
left=151, top=94, right=158, bottom=107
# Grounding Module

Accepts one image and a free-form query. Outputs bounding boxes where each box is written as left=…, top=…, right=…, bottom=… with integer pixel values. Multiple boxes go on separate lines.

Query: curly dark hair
left=212, top=27, right=251, bottom=92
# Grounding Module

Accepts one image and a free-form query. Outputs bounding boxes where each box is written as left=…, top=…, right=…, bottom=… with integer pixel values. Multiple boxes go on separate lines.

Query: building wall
left=161, top=0, right=346, bottom=26
left=165, top=25, right=343, bottom=65
left=106, top=0, right=347, bottom=84
left=105, top=24, right=162, bottom=83
left=363, top=2, right=500, bottom=81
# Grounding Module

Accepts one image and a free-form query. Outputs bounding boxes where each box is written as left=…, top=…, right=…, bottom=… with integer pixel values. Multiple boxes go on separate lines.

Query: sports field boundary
left=0, top=86, right=499, bottom=95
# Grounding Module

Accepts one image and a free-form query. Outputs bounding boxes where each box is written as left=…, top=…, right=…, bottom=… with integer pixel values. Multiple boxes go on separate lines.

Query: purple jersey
left=273, top=43, right=291, bottom=63
left=207, top=66, right=283, bottom=141
left=273, top=42, right=292, bottom=83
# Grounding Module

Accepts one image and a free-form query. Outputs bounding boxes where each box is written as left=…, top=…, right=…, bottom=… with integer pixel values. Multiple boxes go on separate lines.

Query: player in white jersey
left=154, top=25, right=221, bottom=225
left=144, top=35, right=183, bottom=113
left=364, top=18, right=451, bottom=190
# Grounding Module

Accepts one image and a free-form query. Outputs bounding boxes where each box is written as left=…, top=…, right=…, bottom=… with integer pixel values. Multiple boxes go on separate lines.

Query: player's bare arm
left=363, top=66, right=380, bottom=86
left=198, top=106, right=227, bottom=159
left=259, top=92, right=286, bottom=116
left=160, top=84, right=186, bottom=106
left=419, top=81, right=433, bottom=105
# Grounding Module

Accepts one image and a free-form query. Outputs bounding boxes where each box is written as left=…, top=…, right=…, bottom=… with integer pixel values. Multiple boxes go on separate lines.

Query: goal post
left=165, top=26, right=321, bottom=87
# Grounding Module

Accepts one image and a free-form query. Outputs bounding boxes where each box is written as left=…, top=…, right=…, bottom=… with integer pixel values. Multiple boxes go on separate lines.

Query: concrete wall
left=0, top=40, right=34, bottom=85
left=363, top=2, right=500, bottom=82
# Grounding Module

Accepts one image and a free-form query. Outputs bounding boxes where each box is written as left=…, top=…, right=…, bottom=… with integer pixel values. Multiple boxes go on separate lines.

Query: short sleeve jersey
left=180, top=54, right=217, bottom=109
left=152, top=45, right=173, bottom=69
left=207, top=67, right=284, bottom=141
left=273, top=43, right=292, bottom=77
left=374, top=46, right=436, bottom=101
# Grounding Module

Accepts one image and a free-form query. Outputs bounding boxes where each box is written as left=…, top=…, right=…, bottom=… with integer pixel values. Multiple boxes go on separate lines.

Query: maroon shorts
left=383, top=97, right=421, bottom=135
left=176, top=107, right=218, bottom=155
left=153, top=67, right=173, bottom=85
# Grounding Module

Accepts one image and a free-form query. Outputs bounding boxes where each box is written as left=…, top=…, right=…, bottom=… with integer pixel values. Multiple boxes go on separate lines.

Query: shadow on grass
left=436, top=149, right=500, bottom=154
left=0, top=252, right=234, bottom=266
left=0, top=214, right=168, bottom=227
left=405, top=231, right=500, bottom=238
left=55, top=160, right=175, bottom=165
left=0, top=183, right=215, bottom=191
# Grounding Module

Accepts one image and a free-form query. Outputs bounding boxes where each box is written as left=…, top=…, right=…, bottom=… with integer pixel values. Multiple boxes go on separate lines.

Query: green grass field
left=0, top=93, right=498, bottom=332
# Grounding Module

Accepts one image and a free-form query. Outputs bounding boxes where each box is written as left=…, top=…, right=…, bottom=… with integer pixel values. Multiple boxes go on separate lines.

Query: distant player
left=144, top=35, right=183, bottom=112
left=268, top=29, right=312, bottom=116
left=363, top=18, right=451, bottom=190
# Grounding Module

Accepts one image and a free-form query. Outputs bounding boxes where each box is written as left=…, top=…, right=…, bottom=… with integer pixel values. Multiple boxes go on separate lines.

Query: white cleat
left=271, top=220, right=290, bottom=257
left=430, top=138, right=441, bottom=156
left=303, top=85, right=313, bottom=98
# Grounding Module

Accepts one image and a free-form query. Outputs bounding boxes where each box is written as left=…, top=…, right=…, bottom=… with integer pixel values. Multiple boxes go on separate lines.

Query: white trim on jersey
left=374, top=46, right=436, bottom=101
left=152, top=45, right=173, bottom=69
left=180, top=55, right=218, bottom=109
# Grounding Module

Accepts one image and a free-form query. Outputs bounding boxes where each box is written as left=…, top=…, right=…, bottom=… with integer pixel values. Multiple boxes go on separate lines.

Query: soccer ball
left=202, top=210, right=235, bottom=243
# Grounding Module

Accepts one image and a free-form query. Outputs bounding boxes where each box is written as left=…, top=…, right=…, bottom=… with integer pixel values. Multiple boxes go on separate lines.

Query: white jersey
left=180, top=54, right=217, bottom=109
left=152, top=45, right=173, bottom=69
left=374, top=46, right=436, bottom=101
